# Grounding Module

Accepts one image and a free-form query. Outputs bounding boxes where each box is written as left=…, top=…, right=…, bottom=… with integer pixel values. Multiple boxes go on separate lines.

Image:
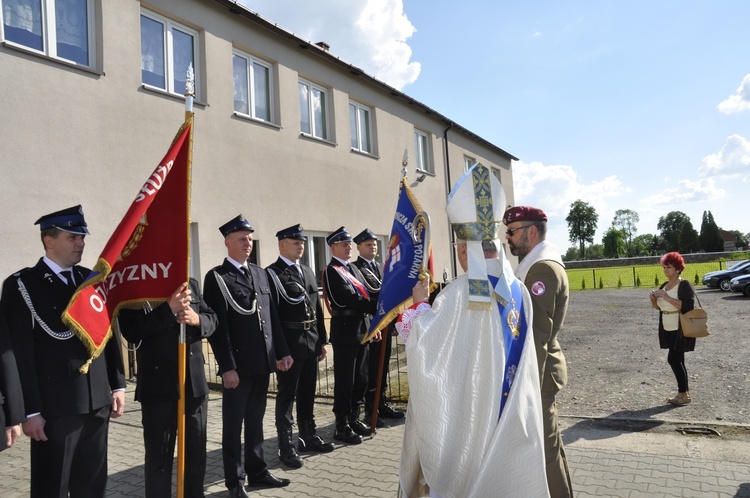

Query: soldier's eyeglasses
left=506, top=225, right=532, bottom=237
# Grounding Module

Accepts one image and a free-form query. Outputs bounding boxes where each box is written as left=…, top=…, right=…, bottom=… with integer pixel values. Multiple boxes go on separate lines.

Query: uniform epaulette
left=12, top=267, right=34, bottom=278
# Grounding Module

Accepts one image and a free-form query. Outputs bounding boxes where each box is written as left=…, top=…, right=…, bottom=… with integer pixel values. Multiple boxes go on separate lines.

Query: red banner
left=63, top=119, right=192, bottom=369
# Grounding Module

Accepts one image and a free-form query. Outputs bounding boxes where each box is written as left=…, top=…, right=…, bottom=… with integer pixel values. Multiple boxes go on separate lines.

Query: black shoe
left=365, top=411, right=386, bottom=428
left=298, top=434, right=335, bottom=453
left=248, top=471, right=290, bottom=488
left=228, top=485, right=251, bottom=498
left=333, top=424, right=362, bottom=445
left=379, top=402, right=405, bottom=419
left=279, top=448, right=303, bottom=469
left=349, top=417, right=372, bottom=436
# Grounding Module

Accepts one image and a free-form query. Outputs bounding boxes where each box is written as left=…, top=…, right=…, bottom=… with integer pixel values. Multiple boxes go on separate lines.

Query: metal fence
left=566, top=260, right=730, bottom=290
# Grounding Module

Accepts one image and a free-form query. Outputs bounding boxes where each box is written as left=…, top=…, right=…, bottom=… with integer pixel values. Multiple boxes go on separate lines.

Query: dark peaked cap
left=35, top=205, right=90, bottom=235
left=276, top=224, right=305, bottom=241
left=353, top=228, right=377, bottom=245
left=326, top=226, right=352, bottom=245
left=219, top=214, right=254, bottom=237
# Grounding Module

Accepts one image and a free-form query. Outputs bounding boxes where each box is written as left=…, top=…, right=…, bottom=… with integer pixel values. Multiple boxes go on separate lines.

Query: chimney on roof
left=316, top=41, right=330, bottom=51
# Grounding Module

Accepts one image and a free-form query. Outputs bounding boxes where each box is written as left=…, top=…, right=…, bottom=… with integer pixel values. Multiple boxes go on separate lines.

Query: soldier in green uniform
left=504, top=205, right=573, bottom=498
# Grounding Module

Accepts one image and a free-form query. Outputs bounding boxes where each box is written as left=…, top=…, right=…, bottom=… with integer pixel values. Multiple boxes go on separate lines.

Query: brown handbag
left=680, top=288, right=709, bottom=338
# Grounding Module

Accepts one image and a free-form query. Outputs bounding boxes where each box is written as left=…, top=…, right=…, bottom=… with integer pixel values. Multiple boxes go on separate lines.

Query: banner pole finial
left=185, top=64, right=195, bottom=114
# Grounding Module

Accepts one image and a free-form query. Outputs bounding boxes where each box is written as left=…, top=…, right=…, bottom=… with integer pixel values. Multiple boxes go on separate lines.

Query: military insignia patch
left=531, top=281, right=546, bottom=296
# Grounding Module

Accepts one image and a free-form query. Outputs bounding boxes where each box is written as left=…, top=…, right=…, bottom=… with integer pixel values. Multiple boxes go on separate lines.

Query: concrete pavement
left=1, top=384, right=749, bottom=497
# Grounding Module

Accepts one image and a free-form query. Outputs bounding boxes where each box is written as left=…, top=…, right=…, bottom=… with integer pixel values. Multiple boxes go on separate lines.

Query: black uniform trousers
left=221, top=373, right=270, bottom=488
left=31, top=404, right=110, bottom=498
left=141, top=394, right=208, bottom=498
left=332, top=343, right=369, bottom=417
left=275, top=355, right=319, bottom=429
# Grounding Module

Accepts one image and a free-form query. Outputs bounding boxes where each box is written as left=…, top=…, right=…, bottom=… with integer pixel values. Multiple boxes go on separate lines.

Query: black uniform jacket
left=323, top=258, right=377, bottom=345
left=0, top=313, right=25, bottom=446
left=119, top=278, right=218, bottom=402
left=0, top=258, right=126, bottom=418
left=266, top=258, right=327, bottom=360
left=352, top=257, right=383, bottom=289
left=203, top=259, right=289, bottom=377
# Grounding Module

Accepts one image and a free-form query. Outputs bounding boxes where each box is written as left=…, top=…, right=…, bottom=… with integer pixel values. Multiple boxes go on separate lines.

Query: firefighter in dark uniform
left=0, top=205, right=126, bottom=498
left=118, top=279, right=218, bottom=498
left=266, top=224, right=334, bottom=469
left=352, top=229, right=405, bottom=429
left=322, top=227, right=380, bottom=445
left=203, top=215, right=293, bottom=498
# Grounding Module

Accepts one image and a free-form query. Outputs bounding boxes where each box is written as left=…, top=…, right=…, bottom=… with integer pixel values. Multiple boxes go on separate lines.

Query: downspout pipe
left=443, top=121, right=456, bottom=280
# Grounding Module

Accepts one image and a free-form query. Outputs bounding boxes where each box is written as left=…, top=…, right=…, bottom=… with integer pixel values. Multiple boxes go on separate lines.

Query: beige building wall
left=0, top=0, right=517, bottom=283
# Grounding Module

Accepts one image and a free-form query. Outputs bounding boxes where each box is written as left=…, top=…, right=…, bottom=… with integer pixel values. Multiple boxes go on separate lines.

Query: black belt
left=331, top=310, right=358, bottom=317
left=281, top=319, right=316, bottom=331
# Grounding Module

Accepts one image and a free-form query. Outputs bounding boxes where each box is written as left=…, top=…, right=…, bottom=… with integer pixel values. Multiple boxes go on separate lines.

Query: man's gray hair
left=481, top=239, right=499, bottom=256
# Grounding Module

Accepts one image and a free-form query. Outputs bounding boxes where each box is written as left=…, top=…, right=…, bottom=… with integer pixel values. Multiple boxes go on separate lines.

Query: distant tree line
left=563, top=200, right=748, bottom=261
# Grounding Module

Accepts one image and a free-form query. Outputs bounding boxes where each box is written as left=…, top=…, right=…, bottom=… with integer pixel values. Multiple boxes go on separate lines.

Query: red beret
left=503, top=206, right=547, bottom=225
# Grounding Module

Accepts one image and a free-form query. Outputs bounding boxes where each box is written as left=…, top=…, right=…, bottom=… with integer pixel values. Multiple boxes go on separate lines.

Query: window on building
left=299, top=79, right=329, bottom=140
left=1, top=0, right=94, bottom=66
left=414, top=129, right=433, bottom=173
left=140, top=9, right=198, bottom=97
left=232, top=50, right=273, bottom=122
left=464, top=155, right=476, bottom=171
left=491, top=166, right=502, bottom=183
left=298, top=233, right=329, bottom=286
left=349, top=101, right=373, bottom=153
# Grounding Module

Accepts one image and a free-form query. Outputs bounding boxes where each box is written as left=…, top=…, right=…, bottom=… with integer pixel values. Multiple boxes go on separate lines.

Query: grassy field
left=566, top=261, right=728, bottom=291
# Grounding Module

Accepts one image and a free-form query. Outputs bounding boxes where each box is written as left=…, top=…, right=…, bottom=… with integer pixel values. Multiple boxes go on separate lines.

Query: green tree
left=631, top=233, right=659, bottom=256
left=566, top=200, right=598, bottom=259
left=698, top=211, right=723, bottom=252
left=730, top=230, right=746, bottom=250
left=587, top=244, right=604, bottom=259
left=602, top=227, right=626, bottom=258
left=563, top=246, right=580, bottom=261
left=657, top=211, right=690, bottom=252
left=612, top=209, right=639, bottom=256
left=678, top=219, right=699, bottom=253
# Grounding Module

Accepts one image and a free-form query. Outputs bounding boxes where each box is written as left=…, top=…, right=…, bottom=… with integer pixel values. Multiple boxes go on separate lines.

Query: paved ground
left=1, top=386, right=749, bottom=497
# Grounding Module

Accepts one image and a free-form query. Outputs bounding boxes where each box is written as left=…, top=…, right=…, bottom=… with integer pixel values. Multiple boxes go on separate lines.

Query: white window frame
left=490, top=166, right=502, bottom=183
left=140, top=8, right=200, bottom=98
left=0, top=0, right=95, bottom=67
left=349, top=100, right=373, bottom=154
left=463, top=155, right=476, bottom=171
left=299, top=78, right=330, bottom=140
left=414, top=129, right=433, bottom=174
left=299, top=232, right=330, bottom=287
left=232, top=49, right=274, bottom=123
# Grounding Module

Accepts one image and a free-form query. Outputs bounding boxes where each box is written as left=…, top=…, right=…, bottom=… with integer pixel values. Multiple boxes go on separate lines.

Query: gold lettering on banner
left=121, top=215, right=148, bottom=260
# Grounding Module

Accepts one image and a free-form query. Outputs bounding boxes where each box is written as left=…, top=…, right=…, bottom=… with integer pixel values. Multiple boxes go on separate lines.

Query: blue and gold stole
left=488, top=276, right=527, bottom=420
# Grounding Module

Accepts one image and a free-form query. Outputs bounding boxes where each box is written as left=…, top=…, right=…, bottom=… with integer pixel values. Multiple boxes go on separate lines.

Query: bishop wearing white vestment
left=397, top=164, right=550, bottom=498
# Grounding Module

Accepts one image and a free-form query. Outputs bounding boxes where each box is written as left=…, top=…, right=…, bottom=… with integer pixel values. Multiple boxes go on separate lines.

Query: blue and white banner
left=364, top=178, right=436, bottom=342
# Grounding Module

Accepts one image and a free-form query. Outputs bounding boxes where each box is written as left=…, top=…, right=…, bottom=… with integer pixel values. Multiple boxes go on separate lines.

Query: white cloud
left=639, top=178, right=725, bottom=206
left=717, top=74, right=750, bottom=114
left=698, top=134, right=750, bottom=180
left=512, top=160, right=625, bottom=215
left=239, top=0, right=420, bottom=90
left=511, top=160, right=626, bottom=246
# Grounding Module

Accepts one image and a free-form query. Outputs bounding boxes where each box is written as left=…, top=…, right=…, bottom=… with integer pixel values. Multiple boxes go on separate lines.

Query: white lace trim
left=395, top=302, right=431, bottom=342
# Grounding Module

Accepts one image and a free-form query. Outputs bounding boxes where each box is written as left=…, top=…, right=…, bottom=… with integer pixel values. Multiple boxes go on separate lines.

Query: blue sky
left=241, top=0, right=750, bottom=251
